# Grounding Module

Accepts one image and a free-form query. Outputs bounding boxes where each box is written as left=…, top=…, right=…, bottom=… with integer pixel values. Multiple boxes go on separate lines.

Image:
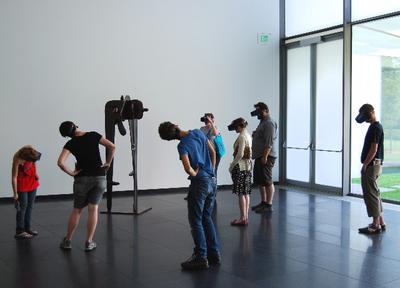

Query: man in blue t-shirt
left=158, top=121, right=221, bottom=270
left=355, top=104, right=386, bottom=234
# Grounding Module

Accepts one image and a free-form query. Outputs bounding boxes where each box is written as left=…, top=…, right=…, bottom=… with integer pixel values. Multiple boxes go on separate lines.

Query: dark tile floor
left=1, top=186, right=400, bottom=288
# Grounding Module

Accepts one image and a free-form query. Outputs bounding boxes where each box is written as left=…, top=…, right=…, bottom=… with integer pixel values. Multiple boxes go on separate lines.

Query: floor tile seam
left=136, top=267, right=265, bottom=288
left=283, top=213, right=385, bottom=235
left=208, top=269, right=266, bottom=288
left=283, top=215, right=352, bottom=237
left=380, top=277, right=400, bottom=288
left=245, top=263, right=316, bottom=285
left=281, top=232, right=377, bottom=258
left=149, top=216, right=190, bottom=228
left=129, top=232, right=190, bottom=258
left=0, top=257, right=14, bottom=272
left=343, top=246, right=400, bottom=265
left=282, top=243, right=400, bottom=284
left=105, top=216, right=182, bottom=234
left=247, top=223, right=389, bottom=257
left=281, top=255, right=382, bottom=285
left=272, top=231, right=373, bottom=258
left=279, top=187, right=400, bottom=212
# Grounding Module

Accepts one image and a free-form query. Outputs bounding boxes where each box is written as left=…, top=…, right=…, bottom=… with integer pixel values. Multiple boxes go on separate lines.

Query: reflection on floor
left=1, top=186, right=400, bottom=288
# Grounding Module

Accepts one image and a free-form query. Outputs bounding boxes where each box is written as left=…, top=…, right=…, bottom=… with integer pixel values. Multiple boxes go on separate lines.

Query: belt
left=368, top=159, right=382, bottom=166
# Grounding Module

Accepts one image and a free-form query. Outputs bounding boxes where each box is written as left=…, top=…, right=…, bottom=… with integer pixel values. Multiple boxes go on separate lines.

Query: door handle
left=283, top=141, right=311, bottom=150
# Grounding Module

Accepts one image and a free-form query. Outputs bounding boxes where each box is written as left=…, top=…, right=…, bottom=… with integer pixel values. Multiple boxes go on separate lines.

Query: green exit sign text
left=258, top=33, right=270, bottom=45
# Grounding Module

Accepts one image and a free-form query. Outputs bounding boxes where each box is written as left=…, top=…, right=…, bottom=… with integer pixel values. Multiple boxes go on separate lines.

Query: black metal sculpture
left=102, top=95, right=151, bottom=215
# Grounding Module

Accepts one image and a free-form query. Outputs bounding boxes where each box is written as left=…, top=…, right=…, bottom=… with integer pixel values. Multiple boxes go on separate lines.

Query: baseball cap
left=355, top=104, right=374, bottom=123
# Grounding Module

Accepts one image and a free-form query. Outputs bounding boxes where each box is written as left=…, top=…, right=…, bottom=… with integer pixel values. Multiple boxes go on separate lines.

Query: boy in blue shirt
left=158, top=121, right=221, bottom=270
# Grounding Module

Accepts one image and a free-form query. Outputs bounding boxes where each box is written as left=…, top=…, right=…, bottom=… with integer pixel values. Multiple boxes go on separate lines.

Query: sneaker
left=14, top=231, right=33, bottom=240
left=358, top=224, right=381, bottom=235
left=60, top=237, right=72, bottom=250
left=85, top=241, right=97, bottom=252
left=255, top=203, right=273, bottom=213
left=251, top=202, right=264, bottom=211
left=381, top=224, right=387, bottom=231
left=181, top=254, right=209, bottom=270
left=26, top=230, right=38, bottom=236
left=207, top=253, right=221, bottom=265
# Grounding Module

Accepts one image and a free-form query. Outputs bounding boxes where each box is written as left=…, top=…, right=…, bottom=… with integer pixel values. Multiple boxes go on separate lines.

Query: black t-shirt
left=361, top=122, right=384, bottom=164
left=64, top=131, right=105, bottom=177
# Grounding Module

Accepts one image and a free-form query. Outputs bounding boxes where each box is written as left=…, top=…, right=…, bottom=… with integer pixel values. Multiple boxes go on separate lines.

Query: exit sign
left=258, top=33, right=270, bottom=45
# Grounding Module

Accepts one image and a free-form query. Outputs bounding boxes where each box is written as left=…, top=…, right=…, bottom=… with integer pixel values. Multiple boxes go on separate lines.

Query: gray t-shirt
left=200, top=126, right=217, bottom=150
left=251, top=116, right=278, bottom=159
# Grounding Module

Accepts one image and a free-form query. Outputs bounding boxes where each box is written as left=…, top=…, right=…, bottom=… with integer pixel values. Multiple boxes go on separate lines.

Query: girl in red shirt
left=11, top=145, right=41, bottom=239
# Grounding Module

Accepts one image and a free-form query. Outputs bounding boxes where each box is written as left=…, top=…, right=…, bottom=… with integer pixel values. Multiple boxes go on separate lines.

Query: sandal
left=358, top=224, right=381, bottom=235
left=230, top=219, right=248, bottom=226
left=14, top=231, right=33, bottom=239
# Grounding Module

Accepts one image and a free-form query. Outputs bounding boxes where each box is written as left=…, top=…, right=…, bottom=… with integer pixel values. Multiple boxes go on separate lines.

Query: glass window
left=315, top=40, right=343, bottom=188
left=285, top=0, right=343, bottom=37
left=352, top=0, right=400, bottom=21
left=286, top=47, right=311, bottom=182
left=352, top=16, right=400, bottom=201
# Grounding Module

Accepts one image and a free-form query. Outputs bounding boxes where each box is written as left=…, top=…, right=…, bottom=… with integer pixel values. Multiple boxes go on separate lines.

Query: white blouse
left=229, top=129, right=252, bottom=172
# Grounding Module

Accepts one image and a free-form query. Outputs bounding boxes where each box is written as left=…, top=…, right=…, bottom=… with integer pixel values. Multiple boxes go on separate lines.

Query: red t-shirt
left=17, top=161, right=40, bottom=192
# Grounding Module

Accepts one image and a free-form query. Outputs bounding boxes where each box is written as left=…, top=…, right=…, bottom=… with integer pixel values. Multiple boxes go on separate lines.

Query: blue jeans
left=16, top=189, right=37, bottom=233
left=187, top=177, right=220, bottom=259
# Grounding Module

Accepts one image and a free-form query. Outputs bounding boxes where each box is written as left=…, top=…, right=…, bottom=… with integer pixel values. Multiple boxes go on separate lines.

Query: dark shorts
left=73, top=176, right=106, bottom=209
left=253, top=156, right=276, bottom=186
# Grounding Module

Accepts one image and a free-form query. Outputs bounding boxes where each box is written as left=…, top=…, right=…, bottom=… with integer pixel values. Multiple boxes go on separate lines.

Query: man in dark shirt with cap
left=356, top=104, right=386, bottom=234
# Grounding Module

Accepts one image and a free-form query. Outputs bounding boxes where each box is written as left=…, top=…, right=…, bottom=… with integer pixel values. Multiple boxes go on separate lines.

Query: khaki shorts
left=361, top=164, right=382, bottom=218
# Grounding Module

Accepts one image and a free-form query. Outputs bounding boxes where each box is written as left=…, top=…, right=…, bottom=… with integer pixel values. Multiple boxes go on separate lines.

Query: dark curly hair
left=254, top=102, right=269, bottom=113
left=158, top=121, right=179, bottom=141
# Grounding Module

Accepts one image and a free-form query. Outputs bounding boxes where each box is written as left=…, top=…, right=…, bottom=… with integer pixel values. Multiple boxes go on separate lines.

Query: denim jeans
left=187, top=176, right=220, bottom=259
left=16, top=189, right=37, bottom=233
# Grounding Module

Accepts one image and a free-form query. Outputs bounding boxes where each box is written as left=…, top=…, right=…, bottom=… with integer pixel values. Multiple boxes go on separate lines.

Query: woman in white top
left=228, top=118, right=252, bottom=226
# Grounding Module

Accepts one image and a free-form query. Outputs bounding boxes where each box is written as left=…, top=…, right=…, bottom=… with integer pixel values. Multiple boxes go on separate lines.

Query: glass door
left=285, top=38, right=343, bottom=191
left=286, top=46, right=311, bottom=183
left=314, top=40, right=343, bottom=188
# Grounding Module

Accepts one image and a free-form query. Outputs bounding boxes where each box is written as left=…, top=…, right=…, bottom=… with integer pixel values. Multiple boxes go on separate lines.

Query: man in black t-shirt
left=57, top=121, right=115, bottom=251
left=355, top=104, right=386, bottom=234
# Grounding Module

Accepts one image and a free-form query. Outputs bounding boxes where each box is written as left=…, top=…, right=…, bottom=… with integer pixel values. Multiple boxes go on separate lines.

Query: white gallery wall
left=0, top=0, right=280, bottom=197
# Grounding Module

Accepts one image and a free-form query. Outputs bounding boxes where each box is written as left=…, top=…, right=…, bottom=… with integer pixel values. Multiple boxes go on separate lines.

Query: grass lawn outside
left=352, top=171, right=400, bottom=201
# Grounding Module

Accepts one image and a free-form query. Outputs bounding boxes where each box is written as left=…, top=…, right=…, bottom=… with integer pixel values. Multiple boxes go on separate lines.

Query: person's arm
left=261, top=147, right=271, bottom=165
left=205, top=116, right=219, bottom=136
left=11, top=156, right=20, bottom=200
left=99, top=136, right=116, bottom=171
left=180, top=154, right=199, bottom=177
left=57, top=149, right=81, bottom=177
left=261, top=122, right=274, bottom=165
left=230, top=136, right=245, bottom=173
left=207, top=139, right=216, bottom=168
left=362, top=143, right=378, bottom=172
